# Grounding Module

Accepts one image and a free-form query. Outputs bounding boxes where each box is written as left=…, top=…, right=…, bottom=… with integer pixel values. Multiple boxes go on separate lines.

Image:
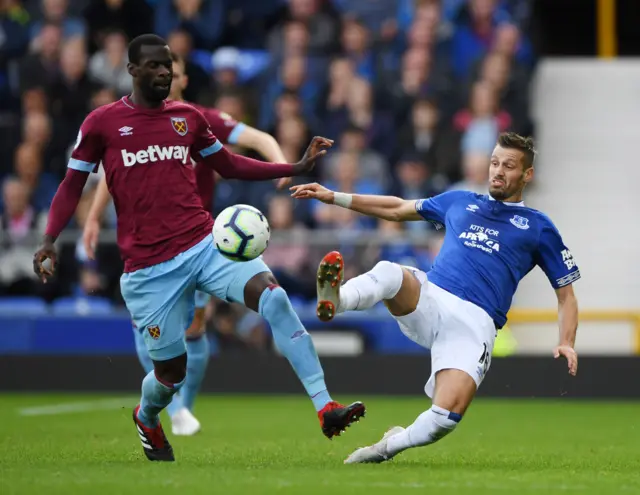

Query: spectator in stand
left=385, top=46, right=431, bottom=124
left=396, top=98, right=459, bottom=180
left=0, top=178, right=47, bottom=295
left=12, top=142, right=58, bottom=212
left=0, top=1, right=31, bottom=107
left=324, top=77, right=394, bottom=159
left=268, top=0, right=338, bottom=56
left=324, top=124, right=388, bottom=186
left=274, top=115, right=309, bottom=164
left=29, top=0, right=86, bottom=41
left=83, top=0, right=153, bottom=54
left=268, top=19, right=311, bottom=59
left=167, top=28, right=210, bottom=102
left=341, top=17, right=375, bottom=82
left=472, top=51, right=530, bottom=133
left=154, top=0, right=225, bottom=50
left=49, top=38, right=93, bottom=160
left=19, top=22, right=62, bottom=91
left=88, top=29, right=132, bottom=97
left=454, top=80, right=511, bottom=155
left=448, top=151, right=490, bottom=195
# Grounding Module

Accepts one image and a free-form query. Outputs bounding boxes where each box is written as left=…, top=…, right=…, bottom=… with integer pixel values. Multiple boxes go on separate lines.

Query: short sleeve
left=69, top=111, right=105, bottom=173
left=191, top=108, right=223, bottom=160
left=535, top=217, right=581, bottom=289
left=415, top=191, right=473, bottom=227
left=205, top=109, right=246, bottom=145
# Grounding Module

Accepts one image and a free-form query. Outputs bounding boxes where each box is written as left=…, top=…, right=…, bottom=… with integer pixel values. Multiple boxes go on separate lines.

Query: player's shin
left=181, top=334, right=210, bottom=411
left=386, top=406, right=461, bottom=456
left=133, top=328, right=184, bottom=417
left=259, top=285, right=332, bottom=411
left=340, top=261, right=403, bottom=312
left=137, top=370, right=186, bottom=428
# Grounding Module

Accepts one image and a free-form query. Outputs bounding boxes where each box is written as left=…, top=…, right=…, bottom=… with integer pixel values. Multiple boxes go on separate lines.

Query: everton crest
left=509, top=215, right=529, bottom=230
left=147, top=325, right=161, bottom=340
left=170, top=117, right=188, bottom=136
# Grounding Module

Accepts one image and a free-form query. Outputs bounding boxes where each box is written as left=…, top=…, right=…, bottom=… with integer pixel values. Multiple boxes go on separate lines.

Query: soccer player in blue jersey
left=291, top=133, right=580, bottom=463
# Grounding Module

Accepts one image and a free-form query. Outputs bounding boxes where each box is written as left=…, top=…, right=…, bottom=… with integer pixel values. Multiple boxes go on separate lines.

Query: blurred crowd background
left=0, top=0, right=537, bottom=346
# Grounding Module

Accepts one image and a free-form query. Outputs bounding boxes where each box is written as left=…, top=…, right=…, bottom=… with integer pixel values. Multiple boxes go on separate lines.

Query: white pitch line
left=18, top=398, right=135, bottom=416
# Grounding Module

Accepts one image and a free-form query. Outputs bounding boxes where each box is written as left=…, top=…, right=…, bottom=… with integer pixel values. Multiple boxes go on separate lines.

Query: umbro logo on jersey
left=510, top=215, right=530, bottom=230
left=466, top=204, right=479, bottom=212
left=119, top=126, right=133, bottom=136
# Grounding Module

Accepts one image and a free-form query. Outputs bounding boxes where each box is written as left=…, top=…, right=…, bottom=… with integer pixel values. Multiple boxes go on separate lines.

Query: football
left=213, top=204, right=271, bottom=261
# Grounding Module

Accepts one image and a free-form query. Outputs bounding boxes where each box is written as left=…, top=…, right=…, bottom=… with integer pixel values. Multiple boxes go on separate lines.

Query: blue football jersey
left=415, top=191, right=581, bottom=327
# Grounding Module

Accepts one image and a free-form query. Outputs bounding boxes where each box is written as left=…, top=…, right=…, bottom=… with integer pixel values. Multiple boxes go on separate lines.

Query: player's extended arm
left=33, top=169, right=90, bottom=281
left=553, top=284, right=579, bottom=375
left=290, top=183, right=422, bottom=222
left=201, top=137, right=332, bottom=181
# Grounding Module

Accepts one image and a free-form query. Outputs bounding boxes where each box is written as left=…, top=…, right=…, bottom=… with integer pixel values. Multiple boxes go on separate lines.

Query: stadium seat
left=51, top=297, right=113, bottom=316
left=0, top=297, right=48, bottom=316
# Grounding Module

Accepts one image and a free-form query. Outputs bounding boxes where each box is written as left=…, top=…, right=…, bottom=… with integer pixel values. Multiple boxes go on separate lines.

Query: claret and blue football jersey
left=415, top=191, right=581, bottom=328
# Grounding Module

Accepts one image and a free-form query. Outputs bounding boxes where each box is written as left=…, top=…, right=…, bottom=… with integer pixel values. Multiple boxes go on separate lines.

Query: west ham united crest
left=509, top=215, right=530, bottom=230
left=147, top=325, right=161, bottom=340
left=170, top=117, right=188, bottom=136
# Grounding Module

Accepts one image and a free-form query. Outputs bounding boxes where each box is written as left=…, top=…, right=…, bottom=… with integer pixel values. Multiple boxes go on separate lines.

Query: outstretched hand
left=292, top=137, right=334, bottom=176
left=290, top=182, right=335, bottom=204
left=554, top=345, right=578, bottom=376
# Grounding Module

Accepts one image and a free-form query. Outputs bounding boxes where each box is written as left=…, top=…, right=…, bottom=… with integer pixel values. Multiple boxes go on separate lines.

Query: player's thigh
left=391, top=270, right=439, bottom=349
left=424, top=288, right=497, bottom=401
left=384, top=265, right=423, bottom=317
left=120, top=262, right=195, bottom=361
left=196, top=244, right=270, bottom=306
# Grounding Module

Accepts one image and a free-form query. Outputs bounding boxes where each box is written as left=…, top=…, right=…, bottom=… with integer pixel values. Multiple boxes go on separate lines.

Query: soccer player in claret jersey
left=291, top=133, right=580, bottom=464
left=82, top=53, right=293, bottom=436
left=33, top=34, right=365, bottom=462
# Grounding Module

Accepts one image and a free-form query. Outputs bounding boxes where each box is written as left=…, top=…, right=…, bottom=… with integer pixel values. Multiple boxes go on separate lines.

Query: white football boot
left=344, top=426, right=406, bottom=464
left=171, top=407, right=201, bottom=436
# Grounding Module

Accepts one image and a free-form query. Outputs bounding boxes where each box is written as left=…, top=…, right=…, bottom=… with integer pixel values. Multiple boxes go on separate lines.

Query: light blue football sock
left=259, top=285, right=332, bottom=411
left=137, top=371, right=185, bottom=428
left=133, top=327, right=183, bottom=418
left=181, top=335, right=210, bottom=411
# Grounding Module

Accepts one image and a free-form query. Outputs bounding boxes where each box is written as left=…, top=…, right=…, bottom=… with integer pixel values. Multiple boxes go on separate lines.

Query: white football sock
left=339, top=261, right=404, bottom=313
left=385, top=405, right=461, bottom=456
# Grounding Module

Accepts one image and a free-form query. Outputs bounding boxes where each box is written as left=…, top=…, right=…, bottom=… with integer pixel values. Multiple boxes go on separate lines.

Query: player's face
left=129, top=45, right=173, bottom=102
left=488, top=145, right=533, bottom=201
left=168, top=61, right=188, bottom=101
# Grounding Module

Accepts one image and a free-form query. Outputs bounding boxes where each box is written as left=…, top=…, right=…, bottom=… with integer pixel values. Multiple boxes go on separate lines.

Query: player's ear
left=127, top=62, right=138, bottom=78
left=523, top=166, right=534, bottom=184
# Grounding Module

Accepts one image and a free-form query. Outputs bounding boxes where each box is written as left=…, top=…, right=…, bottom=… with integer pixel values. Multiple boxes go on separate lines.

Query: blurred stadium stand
left=0, top=0, right=637, bottom=359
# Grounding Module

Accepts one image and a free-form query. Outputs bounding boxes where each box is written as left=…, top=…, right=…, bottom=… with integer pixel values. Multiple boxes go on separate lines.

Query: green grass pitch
left=1, top=394, right=640, bottom=494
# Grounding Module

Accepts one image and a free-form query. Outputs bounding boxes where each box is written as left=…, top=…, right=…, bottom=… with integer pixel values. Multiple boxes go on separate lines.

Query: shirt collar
left=488, top=194, right=525, bottom=207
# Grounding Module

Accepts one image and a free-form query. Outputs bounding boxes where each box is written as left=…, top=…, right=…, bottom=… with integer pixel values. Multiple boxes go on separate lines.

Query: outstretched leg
left=316, top=252, right=421, bottom=321
left=243, top=271, right=365, bottom=438
left=344, top=369, right=475, bottom=464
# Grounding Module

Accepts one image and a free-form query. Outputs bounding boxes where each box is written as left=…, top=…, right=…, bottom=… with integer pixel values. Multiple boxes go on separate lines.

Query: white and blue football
left=213, top=204, right=270, bottom=261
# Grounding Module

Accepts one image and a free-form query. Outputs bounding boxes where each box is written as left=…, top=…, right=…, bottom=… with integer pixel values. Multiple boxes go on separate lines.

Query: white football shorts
left=392, top=267, right=497, bottom=398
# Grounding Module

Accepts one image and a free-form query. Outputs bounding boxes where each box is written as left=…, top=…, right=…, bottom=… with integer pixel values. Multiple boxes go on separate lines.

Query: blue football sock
left=181, top=335, right=210, bottom=411
left=133, top=327, right=183, bottom=418
left=259, top=285, right=332, bottom=411
left=137, top=371, right=185, bottom=428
